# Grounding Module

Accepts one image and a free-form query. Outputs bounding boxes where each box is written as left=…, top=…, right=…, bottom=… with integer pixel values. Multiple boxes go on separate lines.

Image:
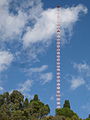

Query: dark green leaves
left=0, top=91, right=50, bottom=120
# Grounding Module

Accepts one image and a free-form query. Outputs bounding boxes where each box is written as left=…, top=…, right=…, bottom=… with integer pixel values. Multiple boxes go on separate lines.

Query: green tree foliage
left=56, top=108, right=78, bottom=118
left=29, top=95, right=50, bottom=118
left=86, top=115, right=90, bottom=120
left=54, top=116, right=66, bottom=120
left=0, top=94, right=4, bottom=106
left=33, top=94, right=39, bottom=101
left=10, top=90, right=24, bottom=103
left=56, top=100, right=79, bottom=119
left=63, top=100, right=70, bottom=109
left=0, top=91, right=89, bottom=120
left=0, top=91, right=50, bottom=120
left=23, top=98, right=29, bottom=108
left=86, top=118, right=90, bottom=120
left=71, top=115, right=79, bottom=120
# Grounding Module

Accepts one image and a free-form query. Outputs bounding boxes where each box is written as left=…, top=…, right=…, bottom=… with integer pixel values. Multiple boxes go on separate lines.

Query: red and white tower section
left=56, top=6, right=61, bottom=109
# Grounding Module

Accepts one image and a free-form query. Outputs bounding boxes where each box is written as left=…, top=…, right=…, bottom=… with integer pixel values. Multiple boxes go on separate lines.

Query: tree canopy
left=0, top=90, right=89, bottom=120
left=63, top=100, right=70, bottom=109
left=0, top=91, right=50, bottom=120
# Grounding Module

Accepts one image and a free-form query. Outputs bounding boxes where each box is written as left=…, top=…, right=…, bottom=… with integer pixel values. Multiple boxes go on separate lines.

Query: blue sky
left=0, top=0, right=90, bottom=118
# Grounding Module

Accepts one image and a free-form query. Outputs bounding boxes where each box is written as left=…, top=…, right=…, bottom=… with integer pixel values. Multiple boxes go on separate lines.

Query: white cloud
left=0, top=9, right=27, bottom=40
left=73, top=62, right=90, bottom=74
left=18, top=79, right=33, bottom=93
left=0, top=51, right=14, bottom=72
left=0, top=0, right=87, bottom=48
left=0, top=1, right=88, bottom=90
left=9, top=79, right=33, bottom=99
left=0, top=0, right=8, bottom=7
left=0, top=0, right=42, bottom=41
left=73, top=62, right=90, bottom=77
left=23, top=4, right=87, bottom=47
left=18, top=79, right=33, bottom=98
left=25, top=65, right=53, bottom=85
left=0, top=1, right=88, bottom=65
left=17, top=65, right=52, bottom=97
left=0, top=86, right=4, bottom=91
left=70, top=76, right=85, bottom=90
left=28, top=65, right=48, bottom=73
left=69, top=62, right=90, bottom=90
left=40, top=72, right=53, bottom=85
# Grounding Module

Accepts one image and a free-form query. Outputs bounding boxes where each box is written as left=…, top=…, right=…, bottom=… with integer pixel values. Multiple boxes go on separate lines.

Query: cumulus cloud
left=18, top=79, right=33, bottom=98
left=0, top=0, right=27, bottom=41
left=18, top=79, right=33, bottom=92
left=27, top=65, right=48, bottom=73
left=17, top=65, right=52, bottom=98
left=0, top=0, right=88, bottom=65
left=0, top=0, right=8, bottom=7
left=24, top=65, right=53, bottom=85
left=0, top=0, right=88, bottom=92
left=23, top=4, right=87, bottom=47
left=73, top=62, right=90, bottom=76
left=70, top=76, right=85, bottom=90
left=40, top=72, right=53, bottom=85
left=0, top=0, right=87, bottom=48
left=0, top=0, right=45, bottom=64
left=0, top=0, right=43, bottom=42
left=68, top=62, right=90, bottom=90
left=0, top=51, right=14, bottom=72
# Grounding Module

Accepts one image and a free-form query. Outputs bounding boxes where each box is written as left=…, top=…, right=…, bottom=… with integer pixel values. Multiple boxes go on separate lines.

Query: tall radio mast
left=56, top=6, right=61, bottom=108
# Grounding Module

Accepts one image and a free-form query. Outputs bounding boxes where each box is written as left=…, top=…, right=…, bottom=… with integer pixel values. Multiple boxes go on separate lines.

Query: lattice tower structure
left=56, top=5, right=61, bottom=109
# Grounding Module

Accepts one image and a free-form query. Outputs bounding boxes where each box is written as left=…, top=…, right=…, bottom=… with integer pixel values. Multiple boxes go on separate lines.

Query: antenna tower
left=56, top=6, right=61, bottom=108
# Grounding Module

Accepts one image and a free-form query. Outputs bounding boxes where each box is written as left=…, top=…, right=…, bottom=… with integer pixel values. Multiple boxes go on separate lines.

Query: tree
left=0, top=90, right=87, bottom=120
left=45, top=116, right=54, bottom=120
left=54, top=116, right=66, bottom=120
left=55, top=100, right=78, bottom=118
left=11, top=110, right=27, bottom=120
left=3, top=92, right=10, bottom=104
left=55, top=108, right=78, bottom=118
left=10, top=90, right=24, bottom=110
left=29, top=95, right=50, bottom=119
left=86, top=118, right=90, bottom=120
left=0, top=95, right=4, bottom=107
left=85, top=114, right=90, bottom=120
left=0, top=91, right=51, bottom=120
left=72, top=115, right=79, bottom=120
left=0, top=111, right=9, bottom=120
left=33, top=94, right=39, bottom=101
left=39, top=104, right=50, bottom=118
left=63, top=100, right=70, bottom=109
left=23, top=98, right=29, bottom=108
left=66, top=117, right=71, bottom=120
left=10, top=90, right=24, bottom=104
